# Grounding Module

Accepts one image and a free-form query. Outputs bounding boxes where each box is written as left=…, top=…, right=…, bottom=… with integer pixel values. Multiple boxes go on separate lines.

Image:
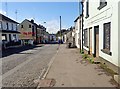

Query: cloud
left=45, top=20, right=60, bottom=34
left=0, top=10, right=6, bottom=15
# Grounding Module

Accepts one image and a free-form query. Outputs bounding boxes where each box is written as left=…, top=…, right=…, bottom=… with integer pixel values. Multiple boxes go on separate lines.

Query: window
left=29, top=24, right=31, bottom=28
left=9, top=34, right=12, bottom=42
left=101, top=22, right=112, bottom=55
left=84, top=29, right=88, bottom=47
left=103, top=22, right=111, bottom=50
left=86, top=0, right=89, bottom=18
left=6, top=23, right=8, bottom=30
left=12, top=24, right=13, bottom=30
left=0, top=21, right=2, bottom=29
left=2, top=34, right=7, bottom=41
left=98, top=0, right=107, bottom=10
left=13, top=34, right=17, bottom=41
left=32, top=26, right=35, bottom=36
left=21, top=25, right=23, bottom=28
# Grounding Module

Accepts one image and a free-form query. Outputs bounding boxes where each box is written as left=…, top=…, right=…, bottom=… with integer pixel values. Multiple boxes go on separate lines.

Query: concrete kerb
left=42, top=46, right=59, bottom=79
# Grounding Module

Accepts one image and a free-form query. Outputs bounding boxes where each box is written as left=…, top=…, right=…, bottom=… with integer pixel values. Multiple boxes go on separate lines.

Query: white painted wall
left=83, top=0, right=119, bottom=66
left=75, top=18, right=80, bottom=48
left=118, top=1, right=120, bottom=67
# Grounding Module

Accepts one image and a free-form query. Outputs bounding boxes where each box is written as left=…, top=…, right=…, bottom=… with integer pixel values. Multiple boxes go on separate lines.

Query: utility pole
left=60, top=16, right=61, bottom=37
left=5, top=2, right=8, bottom=16
left=15, top=10, right=18, bottom=21
left=60, top=16, right=62, bottom=43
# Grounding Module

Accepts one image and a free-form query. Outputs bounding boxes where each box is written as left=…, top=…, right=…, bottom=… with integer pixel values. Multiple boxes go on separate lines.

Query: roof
left=25, top=19, right=46, bottom=29
left=74, top=15, right=82, bottom=22
left=0, top=13, right=19, bottom=24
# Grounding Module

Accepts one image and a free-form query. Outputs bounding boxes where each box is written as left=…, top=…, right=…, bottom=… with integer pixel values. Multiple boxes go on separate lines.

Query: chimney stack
left=31, top=19, right=34, bottom=23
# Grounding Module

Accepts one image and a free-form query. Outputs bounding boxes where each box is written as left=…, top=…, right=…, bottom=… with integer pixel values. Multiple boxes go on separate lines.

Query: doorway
left=94, top=26, right=99, bottom=57
left=89, top=28, right=92, bottom=55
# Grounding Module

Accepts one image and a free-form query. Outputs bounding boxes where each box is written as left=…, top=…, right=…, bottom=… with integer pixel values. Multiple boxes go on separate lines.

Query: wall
left=18, top=20, right=36, bottom=40
left=118, top=1, right=120, bottom=68
left=75, top=18, right=80, bottom=48
left=83, top=0, right=119, bottom=66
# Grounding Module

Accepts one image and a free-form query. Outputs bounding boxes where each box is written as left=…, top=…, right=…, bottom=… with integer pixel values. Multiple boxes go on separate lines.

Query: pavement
left=45, top=44, right=118, bottom=87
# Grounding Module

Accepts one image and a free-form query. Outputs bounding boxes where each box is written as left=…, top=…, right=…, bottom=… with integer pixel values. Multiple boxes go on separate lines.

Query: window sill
left=101, top=49, right=112, bottom=56
left=84, top=45, right=89, bottom=48
left=97, top=4, right=107, bottom=10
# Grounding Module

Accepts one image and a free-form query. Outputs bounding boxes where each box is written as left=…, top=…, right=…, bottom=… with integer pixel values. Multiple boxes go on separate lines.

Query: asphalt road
left=1, top=44, right=59, bottom=87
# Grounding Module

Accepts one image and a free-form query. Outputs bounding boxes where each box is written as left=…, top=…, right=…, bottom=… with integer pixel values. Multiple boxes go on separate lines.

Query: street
left=1, top=44, right=59, bottom=87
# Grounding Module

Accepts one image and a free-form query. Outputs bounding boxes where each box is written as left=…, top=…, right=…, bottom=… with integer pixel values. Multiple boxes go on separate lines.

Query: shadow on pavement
left=1, top=45, right=43, bottom=58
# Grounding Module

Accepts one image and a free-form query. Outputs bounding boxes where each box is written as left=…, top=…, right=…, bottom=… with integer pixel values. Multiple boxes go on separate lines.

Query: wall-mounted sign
left=21, top=32, right=36, bottom=35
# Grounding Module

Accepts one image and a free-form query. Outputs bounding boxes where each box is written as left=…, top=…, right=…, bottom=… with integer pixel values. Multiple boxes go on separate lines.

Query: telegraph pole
left=15, top=10, right=18, bottom=21
left=60, top=16, right=62, bottom=43
left=60, top=16, right=61, bottom=37
left=5, top=2, right=8, bottom=16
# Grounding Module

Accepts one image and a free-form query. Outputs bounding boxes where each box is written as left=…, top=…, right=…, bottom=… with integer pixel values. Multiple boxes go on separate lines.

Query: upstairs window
left=21, top=25, right=23, bottom=28
left=6, top=23, right=8, bottom=30
left=98, top=0, right=107, bottom=10
left=11, top=24, right=13, bottom=30
left=29, top=24, right=31, bottom=28
left=0, top=21, right=2, bottom=29
left=85, top=0, right=89, bottom=18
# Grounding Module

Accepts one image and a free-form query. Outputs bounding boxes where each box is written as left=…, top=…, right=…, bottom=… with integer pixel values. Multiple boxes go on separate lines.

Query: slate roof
left=0, top=13, right=19, bottom=24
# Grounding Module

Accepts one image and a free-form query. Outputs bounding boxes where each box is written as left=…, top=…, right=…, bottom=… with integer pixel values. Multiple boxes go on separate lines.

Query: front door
left=89, top=28, right=92, bottom=55
left=94, top=26, right=99, bottom=57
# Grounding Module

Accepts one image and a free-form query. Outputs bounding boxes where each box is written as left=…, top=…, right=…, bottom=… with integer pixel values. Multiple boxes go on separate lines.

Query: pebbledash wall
left=83, top=0, right=120, bottom=69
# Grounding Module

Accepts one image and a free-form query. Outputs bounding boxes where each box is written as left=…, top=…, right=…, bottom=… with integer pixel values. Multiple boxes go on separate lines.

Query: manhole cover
left=37, top=78, right=56, bottom=88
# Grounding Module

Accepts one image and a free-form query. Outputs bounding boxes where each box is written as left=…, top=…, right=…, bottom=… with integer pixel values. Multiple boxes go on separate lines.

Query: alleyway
left=45, top=44, right=118, bottom=87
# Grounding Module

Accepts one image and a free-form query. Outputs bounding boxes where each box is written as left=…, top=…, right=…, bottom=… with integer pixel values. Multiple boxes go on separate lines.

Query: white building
left=49, top=34, right=56, bottom=42
left=74, top=16, right=82, bottom=48
left=0, top=14, right=20, bottom=49
left=82, top=0, right=120, bottom=72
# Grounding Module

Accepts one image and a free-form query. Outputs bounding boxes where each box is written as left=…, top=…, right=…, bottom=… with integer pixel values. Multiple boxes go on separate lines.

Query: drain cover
left=37, top=78, right=56, bottom=88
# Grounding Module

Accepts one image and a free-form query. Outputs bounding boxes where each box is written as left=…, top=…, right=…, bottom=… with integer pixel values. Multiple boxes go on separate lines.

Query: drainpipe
left=81, top=1, right=84, bottom=51
left=79, top=0, right=81, bottom=52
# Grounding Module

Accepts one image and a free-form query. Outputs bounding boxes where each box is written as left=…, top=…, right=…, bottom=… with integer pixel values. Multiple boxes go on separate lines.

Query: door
left=89, top=28, right=92, bottom=55
left=94, top=26, right=99, bottom=57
